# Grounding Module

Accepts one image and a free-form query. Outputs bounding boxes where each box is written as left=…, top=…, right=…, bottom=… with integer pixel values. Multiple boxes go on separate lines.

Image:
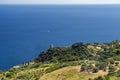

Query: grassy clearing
left=40, top=66, right=108, bottom=80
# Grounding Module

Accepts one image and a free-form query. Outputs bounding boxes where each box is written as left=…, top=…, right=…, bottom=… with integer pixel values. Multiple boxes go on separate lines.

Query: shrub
left=88, top=78, right=93, bottom=80
left=94, top=76, right=104, bottom=80
left=95, top=63, right=107, bottom=71
left=115, top=62, right=119, bottom=66
left=109, top=66, right=116, bottom=72
left=92, top=67, right=99, bottom=73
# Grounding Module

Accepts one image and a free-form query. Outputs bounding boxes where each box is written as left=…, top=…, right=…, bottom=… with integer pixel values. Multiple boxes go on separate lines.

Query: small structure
left=23, top=61, right=30, bottom=66
left=50, top=44, right=54, bottom=49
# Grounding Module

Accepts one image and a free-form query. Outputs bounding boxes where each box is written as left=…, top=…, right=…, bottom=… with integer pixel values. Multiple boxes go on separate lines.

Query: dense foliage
left=35, top=40, right=120, bottom=63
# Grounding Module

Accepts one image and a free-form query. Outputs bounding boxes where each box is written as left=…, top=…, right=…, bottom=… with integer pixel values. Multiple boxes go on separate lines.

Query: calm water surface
left=0, top=5, right=120, bottom=69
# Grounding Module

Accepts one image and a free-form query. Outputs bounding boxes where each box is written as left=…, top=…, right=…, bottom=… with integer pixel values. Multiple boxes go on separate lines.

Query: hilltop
left=1, top=40, right=120, bottom=80
left=34, top=40, right=120, bottom=63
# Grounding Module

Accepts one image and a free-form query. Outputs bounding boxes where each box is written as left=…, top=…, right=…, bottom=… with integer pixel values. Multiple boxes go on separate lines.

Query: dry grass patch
left=40, top=66, right=108, bottom=80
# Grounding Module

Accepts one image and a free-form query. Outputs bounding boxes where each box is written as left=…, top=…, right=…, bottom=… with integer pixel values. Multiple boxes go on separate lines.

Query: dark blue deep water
left=0, top=5, right=120, bottom=70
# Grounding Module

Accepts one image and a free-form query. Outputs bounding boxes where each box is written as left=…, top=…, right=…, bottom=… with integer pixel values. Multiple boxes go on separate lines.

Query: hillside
left=40, top=66, right=108, bottom=80
left=34, top=40, right=120, bottom=63
left=1, top=40, right=120, bottom=80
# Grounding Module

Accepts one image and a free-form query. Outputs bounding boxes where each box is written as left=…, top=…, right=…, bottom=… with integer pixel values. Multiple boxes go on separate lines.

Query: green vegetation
left=40, top=66, right=108, bottom=80
left=1, top=40, right=120, bottom=80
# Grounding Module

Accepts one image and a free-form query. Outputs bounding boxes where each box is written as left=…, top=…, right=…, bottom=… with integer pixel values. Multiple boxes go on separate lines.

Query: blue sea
left=0, top=5, right=120, bottom=70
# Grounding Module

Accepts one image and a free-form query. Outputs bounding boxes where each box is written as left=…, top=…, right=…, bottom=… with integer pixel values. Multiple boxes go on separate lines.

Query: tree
left=94, top=76, right=104, bottom=80
left=72, top=42, right=85, bottom=49
left=109, top=66, right=116, bottom=72
left=80, top=63, right=87, bottom=72
left=95, top=63, right=107, bottom=71
left=115, top=62, right=119, bottom=66
left=80, top=63, right=95, bottom=73
left=92, top=67, right=99, bottom=73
